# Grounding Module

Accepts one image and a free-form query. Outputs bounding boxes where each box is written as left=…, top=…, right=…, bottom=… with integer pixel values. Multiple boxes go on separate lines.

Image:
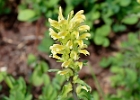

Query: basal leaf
left=122, top=16, right=138, bottom=25
left=94, top=35, right=104, bottom=45
left=18, top=9, right=36, bottom=21
left=102, top=37, right=110, bottom=47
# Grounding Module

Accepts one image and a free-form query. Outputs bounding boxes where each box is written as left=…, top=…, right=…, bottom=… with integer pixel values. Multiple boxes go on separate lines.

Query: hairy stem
left=70, top=76, right=79, bottom=100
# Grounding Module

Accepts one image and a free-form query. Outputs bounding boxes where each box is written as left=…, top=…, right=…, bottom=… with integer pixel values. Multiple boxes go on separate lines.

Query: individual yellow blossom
left=50, top=44, right=64, bottom=54
left=48, top=19, right=59, bottom=29
left=79, top=50, right=90, bottom=56
left=76, top=40, right=84, bottom=48
left=59, top=31, right=67, bottom=39
left=71, top=10, right=85, bottom=23
left=53, top=54, right=61, bottom=60
left=57, top=68, right=73, bottom=76
left=49, top=28, right=60, bottom=40
left=79, top=33, right=91, bottom=40
left=70, top=51, right=79, bottom=60
left=58, top=6, right=65, bottom=21
left=79, top=25, right=90, bottom=32
left=62, top=60, right=71, bottom=68
left=66, top=40, right=73, bottom=49
left=76, top=62, right=83, bottom=69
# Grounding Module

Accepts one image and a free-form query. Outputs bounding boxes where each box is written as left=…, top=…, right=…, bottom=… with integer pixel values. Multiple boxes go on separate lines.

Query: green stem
left=88, top=63, right=105, bottom=100
left=70, top=76, right=79, bottom=100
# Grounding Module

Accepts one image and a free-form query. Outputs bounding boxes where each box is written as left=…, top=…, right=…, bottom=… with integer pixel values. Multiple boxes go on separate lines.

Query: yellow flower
left=67, top=10, right=74, bottom=22
left=57, top=70, right=69, bottom=75
left=70, top=51, right=79, bottom=60
left=58, top=6, right=65, bottom=21
left=76, top=62, right=83, bottom=69
left=69, top=10, right=86, bottom=30
left=66, top=40, right=73, bottom=49
left=79, top=33, right=91, bottom=40
left=48, top=18, right=59, bottom=29
left=79, top=50, right=90, bottom=56
left=62, top=60, right=71, bottom=68
left=72, top=10, right=85, bottom=23
left=73, top=31, right=79, bottom=39
left=49, top=6, right=91, bottom=95
left=58, top=31, right=67, bottom=39
left=50, top=44, right=64, bottom=54
left=49, top=28, right=60, bottom=40
left=76, top=40, right=84, bottom=48
left=53, top=54, right=61, bottom=60
left=79, top=25, right=90, bottom=32
left=49, top=6, right=90, bottom=69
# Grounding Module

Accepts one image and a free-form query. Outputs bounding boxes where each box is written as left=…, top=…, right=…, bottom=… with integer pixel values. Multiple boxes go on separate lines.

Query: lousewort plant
left=49, top=7, right=92, bottom=100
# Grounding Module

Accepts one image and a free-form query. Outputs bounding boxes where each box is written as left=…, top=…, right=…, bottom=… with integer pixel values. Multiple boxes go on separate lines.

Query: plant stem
left=88, top=63, right=105, bottom=100
left=70, top=76, right=79, bottom=100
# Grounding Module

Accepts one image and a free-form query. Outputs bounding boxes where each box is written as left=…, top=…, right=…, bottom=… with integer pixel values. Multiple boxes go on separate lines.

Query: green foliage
left=94, top=25, right=111, bottom=47
left=0, top=0, right=11, bottom=15
left=18, top=9, right=36, bottom=21
left=30, top=61, right=50, bottom=86
left=17, top=0, right=140, bottom=52
left=100, top=33, right=140, bottom=100
left=39, top=74, right=65, bottom=100
left=3, top=76, right=32, bottom=100
left=1, top=54, right=95, bottom=100
left=122, top=16, right=139, bottom=25
left=57, top=82, right=72, bottom=100
left=0, top=72, right=7, bottom=82
left=27, top=54, right=37, bottom=65
left=18, top=0, right=59, bottom=21
left=38, top=31, right=54, bottom=53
